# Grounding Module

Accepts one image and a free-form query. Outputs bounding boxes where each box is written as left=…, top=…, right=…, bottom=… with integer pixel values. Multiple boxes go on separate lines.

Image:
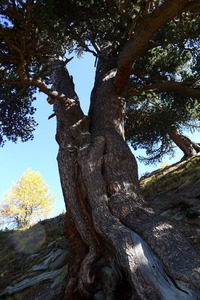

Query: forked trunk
left=168, top=127, right=200, bottom=159
left=52, top=58, right=200, bottom=299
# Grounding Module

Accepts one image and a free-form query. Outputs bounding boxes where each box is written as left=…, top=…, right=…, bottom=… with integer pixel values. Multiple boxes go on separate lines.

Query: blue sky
left=0, top=53, right=96, bottom=218
left=0, top=52, right=197, bottom=220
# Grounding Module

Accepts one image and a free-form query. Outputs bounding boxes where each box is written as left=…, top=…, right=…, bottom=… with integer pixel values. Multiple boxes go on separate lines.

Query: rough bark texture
left=51, top=56, right=200, bottom=300
left=47, top=5, right=200, bottom=298
left=1, top=1, right=200, bottom=299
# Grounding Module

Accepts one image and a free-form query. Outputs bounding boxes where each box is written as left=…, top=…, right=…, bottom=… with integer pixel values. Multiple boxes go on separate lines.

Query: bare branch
left=80, top=43, right=98, bottom=57
left=48, top=112, right=56, bottom=120
left=27, top=78, right=75, bottom=105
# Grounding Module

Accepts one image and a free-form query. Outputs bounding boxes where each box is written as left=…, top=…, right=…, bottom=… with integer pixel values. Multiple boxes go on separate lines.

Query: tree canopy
left=0, top=168, right=55, bottom=228
left=125, top=21, right=200, bottom=162
left=1, top=1, right=200, bottom=299
left=0, top=0, right=200, bottom=159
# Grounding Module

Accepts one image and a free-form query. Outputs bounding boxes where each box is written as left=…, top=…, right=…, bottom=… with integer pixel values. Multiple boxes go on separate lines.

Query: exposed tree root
left=71, top=134, right=200, bottom=299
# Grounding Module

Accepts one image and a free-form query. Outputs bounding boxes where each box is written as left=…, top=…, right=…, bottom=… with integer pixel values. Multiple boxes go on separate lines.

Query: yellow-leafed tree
left=0, top=169, right=55, bottom=228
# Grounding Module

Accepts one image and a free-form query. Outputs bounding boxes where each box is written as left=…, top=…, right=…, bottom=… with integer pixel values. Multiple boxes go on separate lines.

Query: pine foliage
left=0, top=0, right=200, bottom=158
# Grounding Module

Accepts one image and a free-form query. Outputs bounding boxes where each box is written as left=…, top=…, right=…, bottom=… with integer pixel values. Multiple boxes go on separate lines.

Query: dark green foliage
left=0, top=0, right=200, bottom=155
left=0, top=0, right=139, bottom=146
left=0, top=0, right=61, bottom=66
left=0, top=0, right=53, bottom=145
left=0, top=84, right=37, bottom=146
left=44, top=0, right=138, bottom=57
left=125, top=12, right=200, bottom=163
left=126, top=93, right=200, bottom=163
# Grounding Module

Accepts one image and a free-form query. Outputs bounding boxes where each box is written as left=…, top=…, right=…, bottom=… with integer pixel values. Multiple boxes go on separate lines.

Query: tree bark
left=51, top=57, right=200, bottom=300
left=168, top=127, right=200, bottom=159
left=1, top=1, right=200, bottom=298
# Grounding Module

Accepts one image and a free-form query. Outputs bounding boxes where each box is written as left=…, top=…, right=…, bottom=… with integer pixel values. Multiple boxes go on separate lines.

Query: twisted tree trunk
left=51, top=57, right=200, bottom=299
left=168, top=127, right=200, bottom=159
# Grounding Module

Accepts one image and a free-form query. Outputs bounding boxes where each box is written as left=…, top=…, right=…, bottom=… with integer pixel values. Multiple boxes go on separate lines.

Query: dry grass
left=140, top=155, right=200, bottom=199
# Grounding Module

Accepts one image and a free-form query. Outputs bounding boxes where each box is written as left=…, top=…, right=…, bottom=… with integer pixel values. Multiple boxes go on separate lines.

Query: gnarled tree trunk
left=168, top=126, right=200, bottom=160
left=51, top=57, right=200, bottom=300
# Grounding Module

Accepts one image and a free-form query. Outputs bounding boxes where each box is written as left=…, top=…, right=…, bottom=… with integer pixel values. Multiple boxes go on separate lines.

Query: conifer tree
left=1, top=1, right=200, bottom=299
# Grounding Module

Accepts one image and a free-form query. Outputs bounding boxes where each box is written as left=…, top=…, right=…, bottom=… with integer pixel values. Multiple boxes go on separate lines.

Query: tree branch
left=130, top=81, right=200, bottom=99
left=0, top=77, right=75, bottom=106
left=114, top=0, right=194, bottom=93
left=185, top=0, right=200, bottom=12
left=27, top=78, right=75, bottom=105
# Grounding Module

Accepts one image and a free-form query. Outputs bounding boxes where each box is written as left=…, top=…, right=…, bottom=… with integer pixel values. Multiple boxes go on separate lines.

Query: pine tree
left=1, top=1, right=200, bottom=299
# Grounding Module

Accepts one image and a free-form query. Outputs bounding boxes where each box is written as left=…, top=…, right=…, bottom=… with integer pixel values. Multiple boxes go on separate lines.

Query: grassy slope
left=140, top=155, right=200, bottom=199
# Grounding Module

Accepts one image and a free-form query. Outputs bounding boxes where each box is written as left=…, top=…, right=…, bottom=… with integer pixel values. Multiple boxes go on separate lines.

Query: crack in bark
left=51, top=48, right=200, bottom=299
left=77, top=132, right=200, bottom=299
